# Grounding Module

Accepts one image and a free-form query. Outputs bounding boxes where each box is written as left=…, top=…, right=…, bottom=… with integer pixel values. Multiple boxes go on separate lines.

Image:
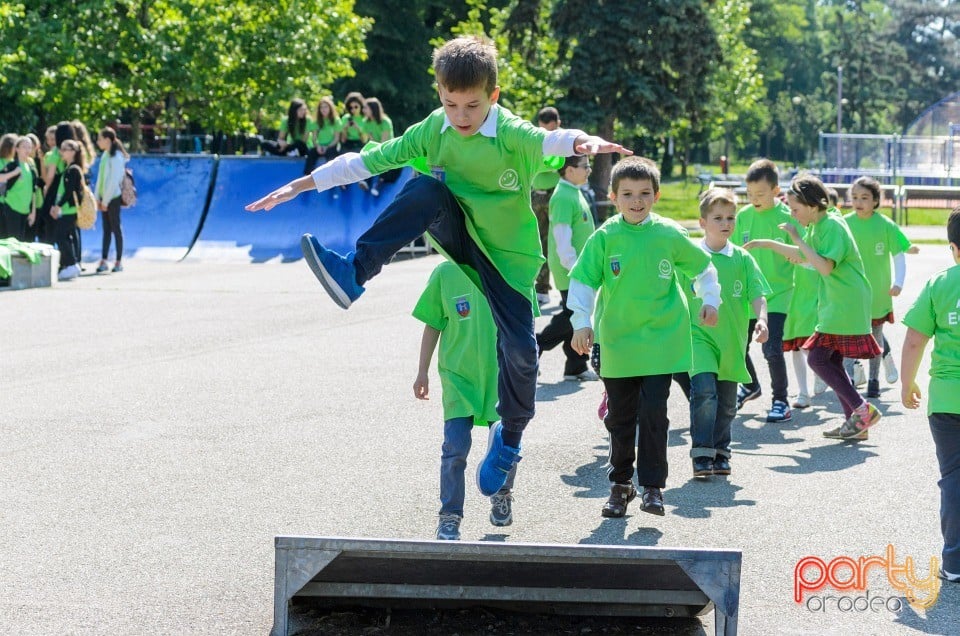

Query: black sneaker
left=640, top=486, right=665, bottom=516
left=737, top=385, right=762, bottom=410
left=766, top=400, right=792, bottom=423
left=712, top=457, right=731, bottom=475
left=939, top=567, right=960, bottom=583
left=489, top=490, right=513, bottom=527
left=692, top=457, right=713, bottom=478
left=866, top=379, right=880, bottom=398
left=601, top=483, right=636, bottom=518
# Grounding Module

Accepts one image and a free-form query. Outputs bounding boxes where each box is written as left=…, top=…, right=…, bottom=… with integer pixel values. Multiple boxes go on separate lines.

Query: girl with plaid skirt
left=746, top=175, right=881, bottom=440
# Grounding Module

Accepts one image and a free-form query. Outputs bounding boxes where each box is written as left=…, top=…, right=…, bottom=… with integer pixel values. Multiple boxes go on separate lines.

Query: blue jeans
left=354, top=177, right=537, bottom=433
left=689, top=373, right=738, bottom=459
left=929, top=413, right=960, bottom=574
left=440, top=417, right=517, bottom=517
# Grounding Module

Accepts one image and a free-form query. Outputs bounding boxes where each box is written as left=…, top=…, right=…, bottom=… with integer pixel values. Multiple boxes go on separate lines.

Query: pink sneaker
left=597, top=391, right=608, bottom=421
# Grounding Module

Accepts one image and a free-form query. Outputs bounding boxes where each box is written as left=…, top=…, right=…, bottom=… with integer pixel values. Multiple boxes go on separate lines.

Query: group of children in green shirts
left=247, top=36, right=959, bottom=579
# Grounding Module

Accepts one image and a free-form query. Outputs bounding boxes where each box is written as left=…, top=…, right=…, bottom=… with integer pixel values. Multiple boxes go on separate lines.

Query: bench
left=272, top=536, right=742, bottom=636
left=899, top=185, right=960, bottom=224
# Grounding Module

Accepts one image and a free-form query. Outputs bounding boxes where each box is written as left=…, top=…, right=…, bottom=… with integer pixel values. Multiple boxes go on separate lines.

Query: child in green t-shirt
left=246, top=36, right=629, bottom=498
left=260, top=99, right=312, bottom=158
left=568, top=157, right=721, bottom=517
left=901, top=208, right=960, bottom=583
left=536, top=155, right=596, bottom=381
left=732, top=159, right=802, bottom=423
left=304, top=97, right=341, bottom=175
left=842, top=176, right=912, bottom=398
left=686, top=188, right=770, bottom=478
left=413, top=262, right=517, bottom=541
left=746, top=175, right=881, bottom=441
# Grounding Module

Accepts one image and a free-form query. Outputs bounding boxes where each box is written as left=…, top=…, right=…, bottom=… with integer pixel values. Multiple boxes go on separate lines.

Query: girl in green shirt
left=304, top=96, right=341, bottom=174
left=51, top=139, right=86, bottom=279
left=260, top=99, right=311, bottom=157
left=746, top=175, right=882, bottom=440
left=361, top=97, right=398, bottom=196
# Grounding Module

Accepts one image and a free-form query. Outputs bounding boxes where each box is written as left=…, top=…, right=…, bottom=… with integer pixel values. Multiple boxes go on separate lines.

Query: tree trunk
left=131, top=111, right=142, bottom=153
left=589, top=113, right=616, bottom=202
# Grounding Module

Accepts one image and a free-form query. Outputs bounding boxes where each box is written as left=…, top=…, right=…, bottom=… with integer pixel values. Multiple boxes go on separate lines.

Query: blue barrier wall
left=191, top=157, right=412, bottom=262
left=81, top=155, right=215, bottom=261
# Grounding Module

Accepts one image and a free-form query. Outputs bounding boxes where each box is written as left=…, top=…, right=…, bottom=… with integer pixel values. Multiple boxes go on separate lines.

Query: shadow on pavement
left=579, top=517, right=665, bottom=547
left=664, top=477, right=756, bottom=519
left=560, top=448, right=609, bottom=499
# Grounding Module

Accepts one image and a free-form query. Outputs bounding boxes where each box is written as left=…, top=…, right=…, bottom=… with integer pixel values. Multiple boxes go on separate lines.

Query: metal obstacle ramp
left=271, top=536, right=741, bottom=636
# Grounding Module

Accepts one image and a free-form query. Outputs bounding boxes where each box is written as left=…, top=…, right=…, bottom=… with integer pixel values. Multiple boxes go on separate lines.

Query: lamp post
left=836, top=66, right=843, bottom=168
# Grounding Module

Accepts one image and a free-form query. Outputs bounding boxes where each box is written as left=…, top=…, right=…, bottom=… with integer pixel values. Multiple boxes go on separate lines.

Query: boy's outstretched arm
left=900, top=327, right=929, bottom=410
left=414, top=325, right=441, bottom=400
left=246, top=152, right=376, bottom=212
left=573, top=134, right=632, bottom=157
left=245, top=175, right=315, bottom=212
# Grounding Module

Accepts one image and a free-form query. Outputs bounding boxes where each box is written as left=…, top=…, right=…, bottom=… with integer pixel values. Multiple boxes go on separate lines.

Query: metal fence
left=819, top=132, right=960, bottom=185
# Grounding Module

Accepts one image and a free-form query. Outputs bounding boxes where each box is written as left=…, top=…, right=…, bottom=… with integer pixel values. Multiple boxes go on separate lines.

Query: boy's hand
left=413, top=373, right=430, bottom=400
left=889, top=285, right=902, bottom=297
left=246, top=184, right=299, bottom=212
left=778, top=222, right=800, bottom=241
left=575, top=135, right=633, bottom=157
left=907, top=245, right=920, bottom=255
left=742, top=240, right=765, bottom=251
left=699, top=305, right=718, bottom=327
left=901, top=381, right=922, bottom=410
left=571, top=327, right=594, bottom=356
left=753, top=319, right=769, bottom=343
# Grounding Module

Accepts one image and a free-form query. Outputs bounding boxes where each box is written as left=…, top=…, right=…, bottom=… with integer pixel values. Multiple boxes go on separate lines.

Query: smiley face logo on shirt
left=875, top=241, right=885, bottom=256
left=658, top=259, right=673, bottom=279
left=733, top=280, right=743, bottom=297
left=498, top=169, right=520, bottom=191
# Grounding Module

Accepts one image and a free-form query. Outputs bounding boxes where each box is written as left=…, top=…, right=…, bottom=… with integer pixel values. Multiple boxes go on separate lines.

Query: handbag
left=74, top=182, right=98, bottom=230
left=120, top=168, right=137, bottom=207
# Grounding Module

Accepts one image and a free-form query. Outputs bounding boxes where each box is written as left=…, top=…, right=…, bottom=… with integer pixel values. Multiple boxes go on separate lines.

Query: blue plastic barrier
left=81, top=155, right=216, bottom=261
left=191, top=157, right=413, bottom=262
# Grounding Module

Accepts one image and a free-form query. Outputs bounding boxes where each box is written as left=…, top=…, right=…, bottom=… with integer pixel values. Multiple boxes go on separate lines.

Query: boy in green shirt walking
left=686, top=188, right=770, bottom=478
left=413, top=262, right=517, bottom=540
left=732, top=159, right=802, bottom=423
left=569, top=157, right=721, bottom=517
left=902, top=207, right=960, bottom=583
left=246, top=36, right=629, bottom=497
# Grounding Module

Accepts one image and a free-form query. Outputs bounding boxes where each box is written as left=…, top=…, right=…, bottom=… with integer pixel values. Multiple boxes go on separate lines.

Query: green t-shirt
left=531, top=169, right=560, bottom=191
left=805, top=214, right=871, bottom=335
left=363, top=115, right=393, bottom=143
left=547, top=180, right=594, bottom=291
left=43, top=148, right=65, bottom=174
left=733, top=200, right=802, bottom=314
left=315, top=117, right=341, bottom=147
left=783, top=264, right=819, bottom=341
left=279, top=118, right=313, bottom=147
left=681, top=242, right=770, bottom=383
left=903, top=265, right=960, bottom=415
left=843, top=211, right=911, bottom=319
left=55, top=166, right=78, bottom=216
left=360, top=105, right=550, bottom=300
left=4, top=160, right=34, bottom=214
left=570, top=213, right=711, bottom=378
left=411, top=262, right=499, bottom=424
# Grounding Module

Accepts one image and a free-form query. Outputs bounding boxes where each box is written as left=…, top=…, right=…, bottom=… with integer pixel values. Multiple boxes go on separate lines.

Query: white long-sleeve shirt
left=95, top=151, right=127, bottom=205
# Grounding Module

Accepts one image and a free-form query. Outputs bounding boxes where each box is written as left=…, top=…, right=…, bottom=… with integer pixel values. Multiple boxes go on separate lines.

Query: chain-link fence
left=819, top=133, right=960, bottom=184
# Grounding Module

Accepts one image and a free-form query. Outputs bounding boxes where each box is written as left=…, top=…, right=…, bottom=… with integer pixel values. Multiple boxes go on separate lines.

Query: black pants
left=744, top=312, right=788, bottom=403
left=603, top=374, right=672, bottom=488
left=101, top=196, right=123, bottom=260
left=354, top=176, right=537, bottom=432
left=56, top=214, right=78, bottom=268
left=261, top=139, right=308, bottom=157
left=536, top=289, right=588, bottom=376
left=38, top=181, right=60, bottom=244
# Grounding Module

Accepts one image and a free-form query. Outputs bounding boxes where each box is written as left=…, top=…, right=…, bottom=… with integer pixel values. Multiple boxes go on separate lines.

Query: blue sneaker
left=476, top=422, right=521, bottom=496
left=300, top=234, right=365, bottom=309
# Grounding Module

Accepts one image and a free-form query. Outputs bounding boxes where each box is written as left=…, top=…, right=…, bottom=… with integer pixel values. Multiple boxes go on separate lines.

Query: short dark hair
left=433, top=36, right=498, bottom=95
left=559, top=155, right=587, bottom=177
left=610, top=156, right=660, bottom=195
left=788, top=174, right=829, bottom=211
left=949, top=206, right=960, bottom=247
left=537, top=107, right=559, bottom=125
left=745, top=158, right=779, bottom=187
left=852, top=176, right=881, bottom=210
left=826, top=188, right=839, bottom=207
left=699, top=187, right=738, bottom=218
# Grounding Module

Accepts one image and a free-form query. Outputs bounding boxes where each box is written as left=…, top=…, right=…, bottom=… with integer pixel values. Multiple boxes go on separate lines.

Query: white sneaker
left=883, top=354, right=899, bottom=384
left=792, top=394, right=811, bottom=409
left=564, top=369, right=599, bottom=382
left=58, top=264, right=80, bottom=281
left=813, top=376, right=827, bottom=396
left=852, top=362, right=866, bottom=387
left=536, top=292, right=550, bottom=306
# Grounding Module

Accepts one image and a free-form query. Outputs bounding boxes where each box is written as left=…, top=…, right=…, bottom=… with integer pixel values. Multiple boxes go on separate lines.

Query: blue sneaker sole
left=300, top=234, right=352, bottom=309
left=476, top=422, right=509, bottom=497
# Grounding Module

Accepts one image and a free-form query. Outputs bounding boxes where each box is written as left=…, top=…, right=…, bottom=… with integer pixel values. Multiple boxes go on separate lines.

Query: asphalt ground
left=1, top=243, right=958, bottom=635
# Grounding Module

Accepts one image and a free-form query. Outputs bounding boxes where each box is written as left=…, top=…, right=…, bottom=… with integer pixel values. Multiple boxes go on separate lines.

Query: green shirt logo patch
left=498, top=169, right=520, bottom=191
left=658, top=259, right=673, bottom=279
